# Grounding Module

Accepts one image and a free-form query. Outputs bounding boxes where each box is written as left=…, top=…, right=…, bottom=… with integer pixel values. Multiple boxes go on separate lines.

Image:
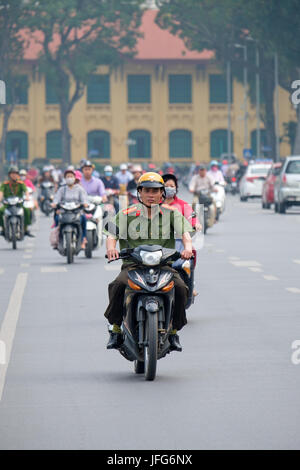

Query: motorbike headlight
left=140, top=250, right=162, bottom=266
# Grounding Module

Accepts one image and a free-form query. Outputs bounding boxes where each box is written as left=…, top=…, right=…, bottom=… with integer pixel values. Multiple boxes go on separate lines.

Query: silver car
left=274, top=156, right=300, bottom=213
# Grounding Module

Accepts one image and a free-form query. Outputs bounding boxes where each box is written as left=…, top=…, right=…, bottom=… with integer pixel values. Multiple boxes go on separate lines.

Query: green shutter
left=209, top=74, right=232, bottom=104
left=6, top=75, right=28, bottom=105
left=6, top=131, right=28, bottom=160
left=128, top=130, right=151, bottom=159
left=210, top=130, right=234, bottom=158
left=169, top=130, right=192, bottom=158
left=46, top=131, right=62, bottom=159
left=87, top=75, right=110, bottom=104
left=87, top=131, right=110, bottom=159
left=128, top=75, right=151, bottom=104
left=46, top=77, right=68, bottom=104
left=169, top=75, right=192, bottom=103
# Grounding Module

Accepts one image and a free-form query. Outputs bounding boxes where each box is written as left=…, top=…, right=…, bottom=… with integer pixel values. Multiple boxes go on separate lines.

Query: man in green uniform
left=0, top=166, right=34, bottom=237
left=104, top=172, right=194, bottom=351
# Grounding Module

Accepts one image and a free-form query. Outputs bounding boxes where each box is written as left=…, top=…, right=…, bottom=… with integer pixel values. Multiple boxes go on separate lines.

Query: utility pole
left=274, top=52, right=280, bottom=161
left=227, top=60, right=232, bottom=159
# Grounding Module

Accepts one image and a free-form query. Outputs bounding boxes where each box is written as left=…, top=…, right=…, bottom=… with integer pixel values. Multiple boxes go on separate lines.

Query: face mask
left=66, top=177, right=75, bottom=186
left=105, top=172, right=112, bottom=177
left=165, top=187, right=177, bottom=198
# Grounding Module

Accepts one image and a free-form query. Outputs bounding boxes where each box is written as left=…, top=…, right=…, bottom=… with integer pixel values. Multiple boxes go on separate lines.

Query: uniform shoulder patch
left=122, top=206, right=138, bottom=215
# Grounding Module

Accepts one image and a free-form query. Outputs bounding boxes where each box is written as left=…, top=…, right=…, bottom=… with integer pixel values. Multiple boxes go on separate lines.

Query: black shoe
left=0, top=230, right=4, bottom=237
left=169, top=334, right=182, bottom=352
left=25, top=230, right=35, bottom=238
left=106, top=332, right=123, bottom=350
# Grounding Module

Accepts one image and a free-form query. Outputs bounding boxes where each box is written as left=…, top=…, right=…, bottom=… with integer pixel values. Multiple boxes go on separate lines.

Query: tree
left=156, top=0, right=297, bottom=159
left=24, top=0, right=145, bottom=164
left=0, top=0, right=29, bottom=178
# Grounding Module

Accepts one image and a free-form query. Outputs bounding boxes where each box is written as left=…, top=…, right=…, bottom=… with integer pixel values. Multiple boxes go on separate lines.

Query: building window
left=6, top=76, right=29, bottom=105
left=128, top=75, right=151, bottom=104
left=210, top=129, right=234, bottom=158
left=169, top=130, right=192, bottom=158
left=209, top=74, right=233, bottom=104
left=46, top=130, right=62, bottom=159
left=46, top=77, right=68, bottom=104
left=87, top=130, right=110, bottom=159
left=251, top=129, right=268, bottom=157
left=6, top=131, right=28, bottom=161
left=169, top=75, right=192, bottom=104
left=87, top=75, right=110, bottom=104
left=128, top=130, right=151, bottom=159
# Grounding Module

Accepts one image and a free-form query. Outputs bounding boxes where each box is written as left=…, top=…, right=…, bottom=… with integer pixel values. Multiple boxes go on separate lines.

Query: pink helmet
left=75, top=170, right=82, bottom=182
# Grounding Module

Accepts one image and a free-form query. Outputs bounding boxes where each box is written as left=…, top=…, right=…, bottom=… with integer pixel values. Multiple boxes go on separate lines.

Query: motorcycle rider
left=0, top=166, right=34, bottom=237
left=102, top=165, right=120, bottom=213
left=115, top=163, right=133, bottom=186
left=189, top=164, right=217, bottom=219
left=52, top=169, right=89, bottom=249
left=103, top=172, right=194, bottom=352
left=19, top=169, right=36, bottom=192
left=81, top=160, right=107, bottom=201
left=127, top=164, right=143, bottom=192
left=207, top=160, right=225, bottom=185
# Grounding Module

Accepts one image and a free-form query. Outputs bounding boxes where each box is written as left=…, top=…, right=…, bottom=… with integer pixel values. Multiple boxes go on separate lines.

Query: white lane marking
left=25, top=243, right=34, bottom=248
left=231, top=260, right=262, bottom=268
left=293, top=259, right=300, bottom=265
left=23, top=255, right=32, bottom=259
left=249, top=267, right=263, bottom=273
left=25, top=249, right=33, bottom=254
left=0, top=269, right=4, bottom=275
left=286, top=287, right=300, bottom=294
left=228, top=256, right=240, bottom=261
left=41, top=267, right=67, bottom=273
left=104, top=264, right=121, bottom=271
left=20, top=264, right=30, bottom=268
left=0, top=273, right=28, bottom=401
left=263, top=275, right=279, bottom=281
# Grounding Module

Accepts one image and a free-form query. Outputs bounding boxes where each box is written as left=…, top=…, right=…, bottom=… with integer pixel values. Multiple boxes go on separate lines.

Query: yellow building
left=2, top=10, right=297, bottom=168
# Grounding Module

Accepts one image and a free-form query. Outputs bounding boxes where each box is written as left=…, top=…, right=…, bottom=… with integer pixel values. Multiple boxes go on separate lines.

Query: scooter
left=39, top=181, right=55, bottom=216
left=172, top=240, right=196, bottom=309
left=24, top=187, right=36, bottom=224
left=198, top=190, right=215, bottom=234
left=84, top=195, right=104, bottom=258
left=211, top=182, right=226, bottom=221
left=106, top=245, right=190, bottom=381
left=2, top=197, right=25, bottom=249
left=57, top=202, right=83, bottom=264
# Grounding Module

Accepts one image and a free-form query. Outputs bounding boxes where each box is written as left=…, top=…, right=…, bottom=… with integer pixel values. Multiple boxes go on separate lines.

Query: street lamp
left=227, top=60, right=232, bottom=160
left=235, top=44, right=248, bottom=151
left=246, top=37, right=261, bottom=158
left=274, top=52, right=280, bottom=161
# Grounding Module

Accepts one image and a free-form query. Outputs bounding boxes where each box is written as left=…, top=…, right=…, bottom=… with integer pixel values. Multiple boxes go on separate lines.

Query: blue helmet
left=210, top=160, right=219, bottom=167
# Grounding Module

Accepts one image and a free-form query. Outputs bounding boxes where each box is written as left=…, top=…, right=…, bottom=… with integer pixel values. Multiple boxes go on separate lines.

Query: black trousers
left=104, top=264, right=188, bottom=331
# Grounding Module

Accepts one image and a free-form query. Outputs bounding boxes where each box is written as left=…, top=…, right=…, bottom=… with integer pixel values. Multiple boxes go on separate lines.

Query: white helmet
left=104, top=165, right=113, bottom=172
left=120, top=163, right=127, bottom=171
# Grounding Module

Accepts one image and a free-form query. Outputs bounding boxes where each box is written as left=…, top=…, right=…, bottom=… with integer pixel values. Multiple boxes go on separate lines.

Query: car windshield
left=249, top=166, right=270, bottom=175
left=286, top=160, right=300, bottom=174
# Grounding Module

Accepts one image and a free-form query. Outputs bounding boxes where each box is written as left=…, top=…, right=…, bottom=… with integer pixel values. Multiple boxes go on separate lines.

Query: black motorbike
left=39, top=181, right=54, bottom=216
left=106, top=245, right=193, bottom=381
left=198, top=189, right=213, bottom=234
left=57, top=202, right=83, bottom=264
left=3, top=197, right=25, bottom=249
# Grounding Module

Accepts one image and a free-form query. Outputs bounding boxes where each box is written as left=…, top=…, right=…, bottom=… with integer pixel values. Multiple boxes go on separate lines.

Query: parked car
left=239, top=162, right=272, bottom=201
left=274, top=156, right=300, bottom=214
left=262, top=162, right=283, bottom=209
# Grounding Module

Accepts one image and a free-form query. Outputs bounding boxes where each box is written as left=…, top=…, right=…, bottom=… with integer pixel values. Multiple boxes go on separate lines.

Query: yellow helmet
left=137, top=172, right=165, bottom=189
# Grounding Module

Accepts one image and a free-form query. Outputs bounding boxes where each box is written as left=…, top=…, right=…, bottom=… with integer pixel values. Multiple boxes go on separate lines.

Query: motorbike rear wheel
left=65, top=232, right=74, bottom=264
left=144, top=313, right=158, bottom=381
left=85, top=231, right=93, bottom=259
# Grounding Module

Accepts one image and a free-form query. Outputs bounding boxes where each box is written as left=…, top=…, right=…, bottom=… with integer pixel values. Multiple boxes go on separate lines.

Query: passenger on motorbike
left=207, top=160, right=225, bottom=185
left=0, top=166, right=34, bottom=237
left=103, top=172, right=194, bottom=352
left=52, top=169, right=89, bottom=249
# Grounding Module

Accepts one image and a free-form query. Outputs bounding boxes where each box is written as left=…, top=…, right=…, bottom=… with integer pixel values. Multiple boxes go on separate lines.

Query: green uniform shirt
left=0, top=180, right=27, bottom=199
left=103, top=203, right=194, bottom=264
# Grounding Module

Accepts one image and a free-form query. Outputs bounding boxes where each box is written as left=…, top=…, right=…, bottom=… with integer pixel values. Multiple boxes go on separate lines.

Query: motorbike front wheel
left=85, top=231, right=93, bottom=259
left=144, top=313, right=158, bottom=381
left=43, top=200, right=52, bottom=216
left=11, top=223, right=17, bottom=250
left=65, top=232, right=74, bottom=264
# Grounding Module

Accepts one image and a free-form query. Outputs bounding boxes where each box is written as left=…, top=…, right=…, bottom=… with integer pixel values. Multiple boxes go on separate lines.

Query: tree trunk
left=293, top=105, right=300, bottom=155
left=0, top=106, right=13, bottom=179
left=59, top=102, right=71, bottom=166
left=260, top=57, right=276, bottom=161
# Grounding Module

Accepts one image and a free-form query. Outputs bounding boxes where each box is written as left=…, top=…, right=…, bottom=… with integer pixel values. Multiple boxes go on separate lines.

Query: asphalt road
left=0, top=191, right=300, bottom=450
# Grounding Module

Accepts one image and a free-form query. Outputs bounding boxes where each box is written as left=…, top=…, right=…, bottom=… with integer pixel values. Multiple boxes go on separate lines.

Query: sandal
left=81, top=237, right=87, bottom=250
